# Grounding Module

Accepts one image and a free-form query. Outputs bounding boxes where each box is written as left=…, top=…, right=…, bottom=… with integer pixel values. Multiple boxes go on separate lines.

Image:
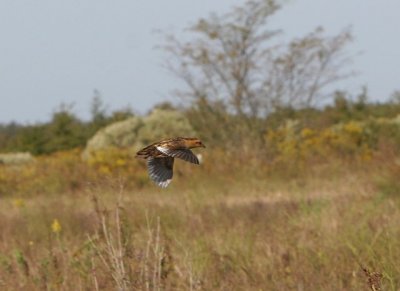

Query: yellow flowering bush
left=0, top=148, right=150, bottom=198
left=87, top=147, right=138, bottom=173
left=266, top=120, right=373, bottom=163
left=0, top=114, right=397, bottom=198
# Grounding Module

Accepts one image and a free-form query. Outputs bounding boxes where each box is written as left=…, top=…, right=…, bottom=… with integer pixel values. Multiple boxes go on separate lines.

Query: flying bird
left=136, top=137, right=206, bottom=188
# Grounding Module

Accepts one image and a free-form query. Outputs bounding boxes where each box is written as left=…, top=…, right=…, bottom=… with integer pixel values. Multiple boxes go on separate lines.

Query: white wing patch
left=156, top=146, right=170, bottom=155
left=156, top=146, right=199, bottom=164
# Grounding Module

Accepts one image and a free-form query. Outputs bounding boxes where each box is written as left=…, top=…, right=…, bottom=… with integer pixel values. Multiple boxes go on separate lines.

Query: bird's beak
left=201, top=144, right=206, bottom=148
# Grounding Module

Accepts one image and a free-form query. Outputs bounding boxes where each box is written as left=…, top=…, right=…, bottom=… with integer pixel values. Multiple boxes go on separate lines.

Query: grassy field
left=0, top=149, right=399, bottom=290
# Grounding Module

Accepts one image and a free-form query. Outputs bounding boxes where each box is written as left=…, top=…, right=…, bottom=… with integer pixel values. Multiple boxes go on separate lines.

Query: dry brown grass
left=0, top=149, right=399, bottom=290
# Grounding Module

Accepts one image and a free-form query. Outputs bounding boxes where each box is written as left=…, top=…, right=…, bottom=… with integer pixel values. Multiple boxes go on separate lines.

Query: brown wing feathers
left=155, top=147, right=199, bottom=164
left=136, top=137, right=205, bottom=187
left=147, top=157, right=174, bottom=188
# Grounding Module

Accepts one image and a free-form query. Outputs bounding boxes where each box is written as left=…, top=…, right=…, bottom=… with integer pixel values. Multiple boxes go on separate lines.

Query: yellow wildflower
left=301, top=128, right=314, bottom=138
left=98, top=165, right=111, bottom=174
left=51, top=219, right=62, bottom=233
left=13, top=199, right=25, bottom=208
left=115, top=158, right=126, bottom=167
left=343, top=121, right=363, bottom=134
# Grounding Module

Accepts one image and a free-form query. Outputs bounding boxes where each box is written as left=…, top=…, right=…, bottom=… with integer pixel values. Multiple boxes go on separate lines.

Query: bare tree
left=163, top=0, right=353, bottom=116
left=162, top=0, right=354, bottom=151
left=163, top=0, right=280, bottom=118
left=263, top=27, right=353, bottom=110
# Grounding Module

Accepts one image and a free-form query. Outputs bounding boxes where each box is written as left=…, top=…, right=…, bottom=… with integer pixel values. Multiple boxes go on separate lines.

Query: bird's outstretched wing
left=147, top=157, right=174, bottom=188
left=156, top=146, right=199, bottom=164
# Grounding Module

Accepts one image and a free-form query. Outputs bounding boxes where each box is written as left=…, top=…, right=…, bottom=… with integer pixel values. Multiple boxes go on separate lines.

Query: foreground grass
left=0, top=161, right=399, bottom=290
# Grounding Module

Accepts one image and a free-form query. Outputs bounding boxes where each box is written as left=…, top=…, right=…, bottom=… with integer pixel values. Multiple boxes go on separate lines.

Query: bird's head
left=185, top=138, right=206, bottom=149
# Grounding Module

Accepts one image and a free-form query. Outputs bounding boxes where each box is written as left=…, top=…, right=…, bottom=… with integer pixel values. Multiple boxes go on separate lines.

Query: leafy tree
left=109, top=108, right=135, bottom=123
left=0, top=122, right=21, bottom=150
left=90, top=90, right=108, bottom=129
left=12, top=125, right=49, bottom=155
left=43, top=108, right=86, bottom=153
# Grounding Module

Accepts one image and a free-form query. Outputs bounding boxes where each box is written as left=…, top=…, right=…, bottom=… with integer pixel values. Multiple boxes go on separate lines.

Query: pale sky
left=1, top=0, right=399, bottom=123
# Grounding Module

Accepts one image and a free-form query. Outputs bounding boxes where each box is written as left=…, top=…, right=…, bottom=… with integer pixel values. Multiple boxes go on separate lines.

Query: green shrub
left=83, top=109, right=196, bottom=160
